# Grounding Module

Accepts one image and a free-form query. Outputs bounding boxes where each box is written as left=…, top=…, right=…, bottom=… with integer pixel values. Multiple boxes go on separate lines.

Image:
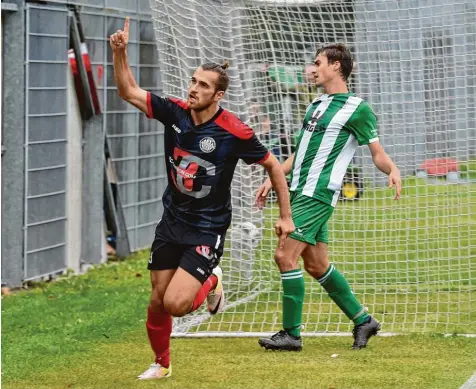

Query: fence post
left=1, top=1, right=26, bottom=287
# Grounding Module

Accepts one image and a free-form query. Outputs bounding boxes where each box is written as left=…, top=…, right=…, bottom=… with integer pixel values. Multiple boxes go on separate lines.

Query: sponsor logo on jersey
left=304, top=121, right=317, bottom=133
left=304, top=120, right=326, bottom=134
left=199, top=137, right=216, bottom=153
left=176, top=167, right=196, bottom=179
left=172, top=124, right=182, bottom=133
left=169, top=156, right=197, bottom=179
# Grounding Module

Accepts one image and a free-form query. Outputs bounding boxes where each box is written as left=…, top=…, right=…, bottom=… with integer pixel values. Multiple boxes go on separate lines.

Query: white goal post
left=149, top=0, right=476, bottom=336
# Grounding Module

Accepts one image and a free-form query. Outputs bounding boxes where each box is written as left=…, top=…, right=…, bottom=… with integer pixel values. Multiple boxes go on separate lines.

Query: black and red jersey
left=146, top=92, right=270, bottom=247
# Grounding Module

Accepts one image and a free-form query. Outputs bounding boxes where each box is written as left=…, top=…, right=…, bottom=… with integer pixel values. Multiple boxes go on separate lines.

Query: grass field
left=2, top=177, right=476, bottom=388
left=2, top=252, right=476, bottom=389
left=196, top=177, right=476, bottom=335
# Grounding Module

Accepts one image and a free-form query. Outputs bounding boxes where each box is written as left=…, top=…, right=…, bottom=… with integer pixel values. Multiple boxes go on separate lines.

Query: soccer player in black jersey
left=110, top=18, right=294, bottom=379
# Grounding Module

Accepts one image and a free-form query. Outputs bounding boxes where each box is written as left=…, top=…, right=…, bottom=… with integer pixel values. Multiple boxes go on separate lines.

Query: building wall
left=354, top=0, right=476, bottom=180
left=1, top=0, right=167, bottom=286
left=2, top=0, right=26, bottom=287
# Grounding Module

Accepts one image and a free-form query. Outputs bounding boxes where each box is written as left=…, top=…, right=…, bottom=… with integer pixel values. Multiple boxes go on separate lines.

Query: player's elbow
left=117, top=83, right=141, bottom=101
left=261, top=153, right=280, bottom=173
left=371, top=154, right=379, bottom=166
left=163, top=293, right=191, bottom=317
left=117, top=87, right=134, bottom=101
left=268, top=160, right=287, bottom=181
left=371, top=149, right=385, bottom=165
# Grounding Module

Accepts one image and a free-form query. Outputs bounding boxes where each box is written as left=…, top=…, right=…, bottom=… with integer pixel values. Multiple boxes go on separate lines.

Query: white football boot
left=207, top=266, right=225, bottom=315
left=137, top=362, right=172, bottom=380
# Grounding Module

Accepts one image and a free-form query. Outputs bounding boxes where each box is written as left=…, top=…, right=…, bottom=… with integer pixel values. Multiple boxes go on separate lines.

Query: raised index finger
left=124, top=16, right=130, bottom=36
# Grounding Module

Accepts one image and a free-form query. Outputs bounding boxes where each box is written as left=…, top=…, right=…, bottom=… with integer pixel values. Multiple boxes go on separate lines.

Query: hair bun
left=221, top=60, right=229, bottom=70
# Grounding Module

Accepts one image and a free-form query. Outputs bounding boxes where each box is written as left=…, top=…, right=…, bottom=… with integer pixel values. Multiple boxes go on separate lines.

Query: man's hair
left=316, top=44, right=353, bottom=81
left=200, top=60, right=230, bottom=92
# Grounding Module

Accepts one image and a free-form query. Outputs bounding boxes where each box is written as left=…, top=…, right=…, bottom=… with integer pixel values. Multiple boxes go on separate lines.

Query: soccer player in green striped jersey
left=256, top=44, right=402, bottom=351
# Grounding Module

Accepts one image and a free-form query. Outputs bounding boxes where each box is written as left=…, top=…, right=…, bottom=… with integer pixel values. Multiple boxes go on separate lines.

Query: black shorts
left=148, top=238, right=223, bottom=284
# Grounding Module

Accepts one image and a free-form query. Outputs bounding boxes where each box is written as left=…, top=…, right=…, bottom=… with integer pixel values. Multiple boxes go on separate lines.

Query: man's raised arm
left=110, top=17, right=148, bottom=114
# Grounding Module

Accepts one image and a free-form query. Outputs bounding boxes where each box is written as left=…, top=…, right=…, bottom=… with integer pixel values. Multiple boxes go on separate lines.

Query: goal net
left=149, top=0, right=476, bottom=336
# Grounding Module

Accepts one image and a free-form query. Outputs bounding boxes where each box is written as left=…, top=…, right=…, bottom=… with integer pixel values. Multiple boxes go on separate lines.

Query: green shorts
left=288, top=192, right=334, bottom=245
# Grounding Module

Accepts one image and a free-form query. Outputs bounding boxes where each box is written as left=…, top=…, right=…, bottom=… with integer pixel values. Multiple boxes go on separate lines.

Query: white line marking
left=459, top=373, right=476, bottom=389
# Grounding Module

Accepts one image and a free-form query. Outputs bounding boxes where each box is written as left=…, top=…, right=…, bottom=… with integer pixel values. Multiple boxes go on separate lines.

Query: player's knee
left=163, top=294, right=190, bottom=317
left=165, top=303, right=189, bottom=317
left=274, top=249, right=295, bottom=272
left=149, top=289, right=165, bottom=312
left=274, top=249, right=285, bottom=265
left=304, top=261, right=322, bottom=278
left=304, top=258, right=329, bottom=278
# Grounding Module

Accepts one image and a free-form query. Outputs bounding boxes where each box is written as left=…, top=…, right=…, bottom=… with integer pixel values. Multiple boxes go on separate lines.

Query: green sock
left=281, top=269, right=305, bottom=337
left=316, top=264, right=369, bottom=326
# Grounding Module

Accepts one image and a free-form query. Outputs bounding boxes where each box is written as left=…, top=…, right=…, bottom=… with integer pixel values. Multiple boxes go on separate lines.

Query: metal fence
left=1, top=0, right=167, bottom=287
left=354, top=0, right=476, bottom=180
left=79, top=8, right=165, bottom=251
left=2, top=0, right=27, bottom=287
left=23, top=4, right=70, bottom=280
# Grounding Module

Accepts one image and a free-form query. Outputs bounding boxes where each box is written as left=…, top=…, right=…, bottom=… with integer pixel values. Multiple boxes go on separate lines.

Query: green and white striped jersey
left=290, top=93, right=378, bottom=207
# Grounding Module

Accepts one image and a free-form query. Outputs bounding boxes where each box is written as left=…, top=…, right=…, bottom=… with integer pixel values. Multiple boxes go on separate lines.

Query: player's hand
left=255, top=178, right=273, bottom=209
left=110, top=17, right=130, bottom=53
left=275, top=217, right=295, bottom=249
left=389, top=169, right=402, bottom=200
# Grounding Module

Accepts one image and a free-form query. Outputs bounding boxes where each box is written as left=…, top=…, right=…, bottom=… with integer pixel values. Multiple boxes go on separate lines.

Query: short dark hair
left=200, top=60, right=230, bottom=92
left=315, top=44, right=353, bottom=81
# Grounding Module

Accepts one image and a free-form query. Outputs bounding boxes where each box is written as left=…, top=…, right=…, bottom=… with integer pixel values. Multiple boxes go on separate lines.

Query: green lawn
left=2, top=178, right=476, bottom=388
left=197, top=177, right=476, bottom=335
left=2, top=252, right=476, bottom=389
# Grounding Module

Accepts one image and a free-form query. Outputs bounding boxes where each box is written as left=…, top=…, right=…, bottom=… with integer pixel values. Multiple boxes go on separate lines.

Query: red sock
left=190, top=275, right=218, bottom=313
left=146, top=307, right=172, bottom=368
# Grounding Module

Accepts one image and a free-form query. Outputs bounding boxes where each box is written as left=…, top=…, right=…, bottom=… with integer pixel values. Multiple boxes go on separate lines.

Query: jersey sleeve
left=146, top=92, right=187, bottom=125
left=235, top=134, right=270, bottom=165
left=347, top=101, right=379, bottom=146
left=215, top=109, right=271, bottom=164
